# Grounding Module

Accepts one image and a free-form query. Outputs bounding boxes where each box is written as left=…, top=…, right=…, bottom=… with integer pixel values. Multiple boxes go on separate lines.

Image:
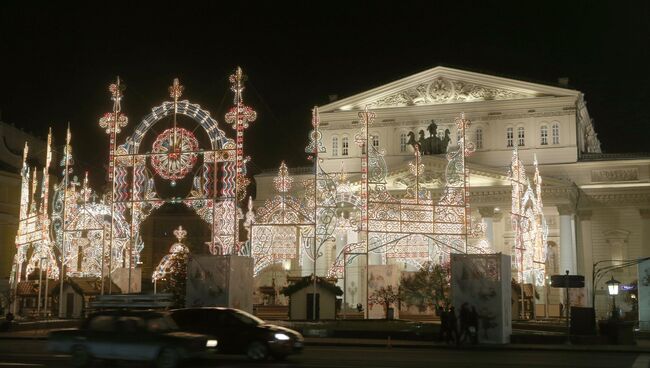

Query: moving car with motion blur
left=47, top=310, right=218, bottom=368
left=170, top=307, right=303, bottom=361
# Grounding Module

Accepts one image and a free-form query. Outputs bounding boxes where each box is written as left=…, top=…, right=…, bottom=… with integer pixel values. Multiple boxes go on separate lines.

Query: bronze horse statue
left=406, top=121, right=450, bottom=155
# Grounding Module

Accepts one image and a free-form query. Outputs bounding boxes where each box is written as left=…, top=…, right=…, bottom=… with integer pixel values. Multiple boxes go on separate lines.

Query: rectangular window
left=540, top=126, right=548, bottom=145
left=552, top=124, right=560, bottom=144
left=332, top=137, right=338, bottom=156
left=475, top=128, right=483, bottom=150
left=506, top=127, right=514, bottom=147
left=400, top=133, right=407, bottom=152
left=342, top=137, right=349, bottom=156
left=517, top=127, right=525, bottom=146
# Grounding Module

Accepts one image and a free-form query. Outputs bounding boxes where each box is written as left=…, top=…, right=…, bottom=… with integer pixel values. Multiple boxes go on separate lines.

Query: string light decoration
left=150, top=127, right=199, bottom=181
left=13, top=130, right=60, bottom=292
left=152, top=226, right=190, bottom=282
left=247, top=108, right=484, bottom=284
left=509, top=149, right=548, bottom=287
left=248, top=162, right=314, bottom=275
left=108, top=76, right=238, bottom=262
left=225, top=67, right=257, bottom=202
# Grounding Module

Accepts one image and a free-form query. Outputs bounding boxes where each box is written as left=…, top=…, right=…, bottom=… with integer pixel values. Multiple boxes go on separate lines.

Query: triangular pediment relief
left=320, top=66, right=579, bottom=112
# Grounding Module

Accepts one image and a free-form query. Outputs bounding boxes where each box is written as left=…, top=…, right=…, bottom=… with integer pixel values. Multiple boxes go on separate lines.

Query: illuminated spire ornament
left=273, top=162, right=293, bottom=193
left=225, top=67, right=257, bottom=201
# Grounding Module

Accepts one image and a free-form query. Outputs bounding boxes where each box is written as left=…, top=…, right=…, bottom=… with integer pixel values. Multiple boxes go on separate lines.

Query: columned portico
left=557, top=205, right=577, bottom=275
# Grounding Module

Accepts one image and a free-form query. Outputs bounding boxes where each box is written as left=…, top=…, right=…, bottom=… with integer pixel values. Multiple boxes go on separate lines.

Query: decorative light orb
left=606, top=276, right=620, bottom=296
left=170, top=180, right=176, bottom=187
left=151, top=127, right=199, bottom=181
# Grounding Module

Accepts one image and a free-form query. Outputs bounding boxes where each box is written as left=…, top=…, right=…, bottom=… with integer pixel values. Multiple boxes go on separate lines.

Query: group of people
left=438, top=302, right=479, bottom=345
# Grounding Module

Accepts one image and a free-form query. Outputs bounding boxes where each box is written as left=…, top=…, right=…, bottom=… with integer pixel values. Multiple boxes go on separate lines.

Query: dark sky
left=1, top=2, right=649, bottom=186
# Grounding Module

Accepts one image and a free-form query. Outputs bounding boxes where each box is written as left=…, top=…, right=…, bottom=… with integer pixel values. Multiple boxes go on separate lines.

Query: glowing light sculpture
left=152, top=226, right=190, bottom=285
left=509, top=149, right=548, bottom=298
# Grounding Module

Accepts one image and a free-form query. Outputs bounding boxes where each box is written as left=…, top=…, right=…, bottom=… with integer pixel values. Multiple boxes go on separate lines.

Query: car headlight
left=206, top=339, right=218, bottom=347
left=274, top=333, right=291, bottom=341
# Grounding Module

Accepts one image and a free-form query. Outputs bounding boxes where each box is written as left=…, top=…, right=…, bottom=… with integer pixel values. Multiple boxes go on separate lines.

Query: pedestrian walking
left=447, top=306, right=457, bottom=345
left=458, top=302, right=470, bottom=345
left=469, top=306, right=479, bottom=344
left=437, top=305, right=447, bottom=342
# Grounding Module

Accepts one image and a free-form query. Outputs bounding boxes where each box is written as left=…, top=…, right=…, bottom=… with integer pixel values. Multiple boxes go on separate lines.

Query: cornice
left=319, top=96, right=578, bottom=123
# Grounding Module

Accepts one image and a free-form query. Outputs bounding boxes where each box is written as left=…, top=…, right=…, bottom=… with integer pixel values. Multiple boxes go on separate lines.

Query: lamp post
left=605, top=276, right=620, bottom=320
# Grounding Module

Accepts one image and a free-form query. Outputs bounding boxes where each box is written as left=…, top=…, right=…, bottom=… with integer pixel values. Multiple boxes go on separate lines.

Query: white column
left=640, top=209, right=650, bottom=261
left=479, top=207, right=495, bottom=250
left=577, top=210, right=593, bottom=307
left=558, top=205, right=577, bottom=274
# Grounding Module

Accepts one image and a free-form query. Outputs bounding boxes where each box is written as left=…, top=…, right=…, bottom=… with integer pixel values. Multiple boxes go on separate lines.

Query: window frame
left=506, top=127, right=514, bottom=148
left=540, top=125, right=548, bottom=146
left=517, top=126, right=525, bottom=147
left=551, top=123, right=560, bottom=145
left=331, top=136, right=339, bottom=157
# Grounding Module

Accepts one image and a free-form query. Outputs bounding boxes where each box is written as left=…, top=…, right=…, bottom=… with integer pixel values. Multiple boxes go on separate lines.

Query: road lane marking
left=632, top=354, right=650, bottom=368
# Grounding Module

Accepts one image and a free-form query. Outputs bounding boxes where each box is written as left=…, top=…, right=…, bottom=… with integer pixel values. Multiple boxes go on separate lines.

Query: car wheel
left=156, top=347, right=179, bottom=368
left=246, top=341, right=269, bottom=361
left=70, top=345, right=91, bottom=368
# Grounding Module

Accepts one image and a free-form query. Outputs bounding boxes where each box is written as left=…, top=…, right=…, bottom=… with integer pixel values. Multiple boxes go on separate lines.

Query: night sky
left=1, top=2, right=649, bottom=187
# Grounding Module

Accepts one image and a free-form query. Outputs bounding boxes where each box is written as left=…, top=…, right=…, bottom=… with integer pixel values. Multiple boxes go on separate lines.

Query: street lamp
left=605, top=276, right=620, bottom=320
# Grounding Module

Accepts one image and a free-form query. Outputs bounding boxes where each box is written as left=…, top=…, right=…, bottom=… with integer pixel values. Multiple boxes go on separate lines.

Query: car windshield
left=231, top=310, right=264, bottom=326
left=146, top=315, right=179, bottom=333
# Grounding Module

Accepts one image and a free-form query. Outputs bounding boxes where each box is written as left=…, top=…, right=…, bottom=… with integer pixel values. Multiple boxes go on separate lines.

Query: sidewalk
left=304, top=336, right=650, bottom=353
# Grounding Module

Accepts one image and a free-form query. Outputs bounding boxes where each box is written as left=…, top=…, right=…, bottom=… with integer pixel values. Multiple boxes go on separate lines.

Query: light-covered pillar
left=478, top=207, right=495, bottom=250
left=577, top=210, right=593, bottom=306
left=558, top=205, right=577, bottom=274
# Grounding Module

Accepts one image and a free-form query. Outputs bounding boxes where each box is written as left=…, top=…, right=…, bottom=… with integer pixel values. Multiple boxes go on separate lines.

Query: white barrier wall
left=451, top=253, right=512, bottom=344
left=186, top=255, right=254, bottom=313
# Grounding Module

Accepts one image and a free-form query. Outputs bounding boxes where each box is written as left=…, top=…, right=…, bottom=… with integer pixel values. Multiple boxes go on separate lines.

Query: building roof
left=281, top=275, right=343, bottom=296
left=49, top=277, right=121, bottom=296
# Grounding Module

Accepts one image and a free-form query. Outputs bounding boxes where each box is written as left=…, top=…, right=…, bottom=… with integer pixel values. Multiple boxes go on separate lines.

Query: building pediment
left=320, top=66, right=579, bottom=112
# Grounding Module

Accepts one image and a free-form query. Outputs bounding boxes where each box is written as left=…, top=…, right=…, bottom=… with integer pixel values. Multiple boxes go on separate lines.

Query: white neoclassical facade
left=254, top=67, right=650, bottom=318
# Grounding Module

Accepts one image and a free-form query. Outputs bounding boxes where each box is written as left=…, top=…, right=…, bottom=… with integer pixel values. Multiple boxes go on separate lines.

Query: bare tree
left=369, top=285, right=399, bottom=319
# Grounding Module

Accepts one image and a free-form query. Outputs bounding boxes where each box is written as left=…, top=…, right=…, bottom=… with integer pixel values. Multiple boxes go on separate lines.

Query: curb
left=303, top=340, right=650, bottom=354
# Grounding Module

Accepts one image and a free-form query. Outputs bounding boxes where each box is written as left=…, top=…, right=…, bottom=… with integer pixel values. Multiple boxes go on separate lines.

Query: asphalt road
left=0, top=340, right=647, bottom=368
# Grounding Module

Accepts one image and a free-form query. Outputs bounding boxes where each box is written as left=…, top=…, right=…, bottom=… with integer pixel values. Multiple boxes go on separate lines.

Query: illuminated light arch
left=129, top=100, right=234, bottom=154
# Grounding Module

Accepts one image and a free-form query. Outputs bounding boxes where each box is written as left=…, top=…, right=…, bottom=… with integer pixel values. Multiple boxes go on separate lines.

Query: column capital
left=478, top=206, right=495, bottom=218
left=640, top=208, right=650, bottom=219
left=577, top=210, right=593, bottom=221
left=557, top=204, right=575, bottom=216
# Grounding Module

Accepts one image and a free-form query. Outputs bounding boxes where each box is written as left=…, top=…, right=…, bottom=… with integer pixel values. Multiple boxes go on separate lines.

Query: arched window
left=540, top=125, right=548, bottom=145
left=517, top=127, right=525, bottom=147
left=342, top=136, right=349, bottom=156
left=332, top=136, right=339, bottom=156
left=400, top=133, right=407, bottom=152
left=552, top=123, right=560, bottom=144
left=506, top=127, right=514, bottom=147
left=475, top=128, right=483, bottom=150
left=372, top=134, right=380, bottom=149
